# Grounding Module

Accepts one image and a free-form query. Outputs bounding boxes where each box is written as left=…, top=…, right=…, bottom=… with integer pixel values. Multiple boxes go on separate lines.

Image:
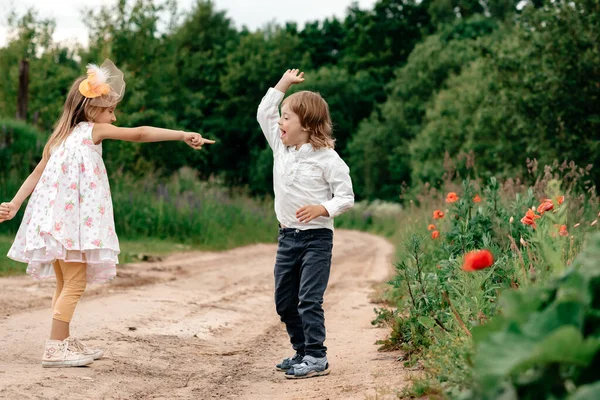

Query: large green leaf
left=522, top=302, right=586, bottom=339
left=567, top=382, right=600, bottom=400
left=476, top=326, right=600, bottom=389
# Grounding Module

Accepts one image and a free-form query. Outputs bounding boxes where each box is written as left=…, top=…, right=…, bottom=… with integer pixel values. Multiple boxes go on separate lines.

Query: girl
left=0, top=59, right=214, bottom=368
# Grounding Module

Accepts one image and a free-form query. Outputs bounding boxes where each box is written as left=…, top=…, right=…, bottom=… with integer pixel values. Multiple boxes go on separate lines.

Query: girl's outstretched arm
left=92, top=124, right=215, bottom=150
left=0, top=157, right=49, bottom=223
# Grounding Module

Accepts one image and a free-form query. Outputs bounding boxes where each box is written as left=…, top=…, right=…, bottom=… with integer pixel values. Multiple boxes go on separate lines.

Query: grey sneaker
left=285, top=355, right=330, bottom=379
left=275, top=353, right=304, bottom=371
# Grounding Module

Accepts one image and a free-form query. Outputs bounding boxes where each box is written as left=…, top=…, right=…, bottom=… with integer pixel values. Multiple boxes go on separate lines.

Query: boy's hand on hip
left=0, top=202, right=18, bottom=223
left=296, top=205, right=329, bottom=223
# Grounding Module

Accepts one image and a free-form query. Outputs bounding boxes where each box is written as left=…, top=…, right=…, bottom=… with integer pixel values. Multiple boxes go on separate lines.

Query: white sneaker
left=67, top=337, right=105, bottom=360
left=41, top=339, right=94, bottom=368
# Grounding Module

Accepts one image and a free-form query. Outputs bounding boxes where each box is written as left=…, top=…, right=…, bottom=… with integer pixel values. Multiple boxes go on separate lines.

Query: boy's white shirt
left=257, top=87, right=355, bottom=231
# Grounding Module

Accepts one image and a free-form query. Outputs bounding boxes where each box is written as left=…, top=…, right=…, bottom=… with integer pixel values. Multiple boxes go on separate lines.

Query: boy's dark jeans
left=274, top=227, right=333, bottom=358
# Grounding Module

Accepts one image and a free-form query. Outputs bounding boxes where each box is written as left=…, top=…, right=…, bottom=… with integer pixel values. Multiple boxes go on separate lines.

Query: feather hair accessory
left=79, top=64, right=111, bottom=98
left=78, top=59, right=126, bottom=107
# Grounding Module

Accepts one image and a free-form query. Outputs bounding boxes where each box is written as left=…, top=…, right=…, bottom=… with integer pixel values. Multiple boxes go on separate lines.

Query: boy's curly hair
left=283, top=91, right=335, bottom=149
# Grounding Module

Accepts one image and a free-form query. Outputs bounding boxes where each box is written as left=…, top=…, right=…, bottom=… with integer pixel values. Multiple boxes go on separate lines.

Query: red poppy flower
left=521, top=210, right=540, bottom=229
left=433, top=210, right=445, bottom=219
left=462, top=250, right=494, bottom=272
left=428, top=224, right=436, bottom=231
left=431, top=230, right=440, bottom=239
left=537, top=199, right=554, bottom=214
left=556, top=195, right=564, bottom=205
left=473, top=194, right=481, bottom=203
left=446, top=192, right=459, bottom=203
left=559, top=225, right=568, bottom=237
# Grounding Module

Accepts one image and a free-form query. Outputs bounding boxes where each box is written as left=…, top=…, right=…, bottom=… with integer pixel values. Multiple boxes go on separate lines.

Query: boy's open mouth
left=280, top=129, right=287, bottom=138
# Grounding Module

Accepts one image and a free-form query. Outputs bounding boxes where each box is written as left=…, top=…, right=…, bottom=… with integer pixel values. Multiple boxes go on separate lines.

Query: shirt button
left=295, top=229, right=300, bottom=233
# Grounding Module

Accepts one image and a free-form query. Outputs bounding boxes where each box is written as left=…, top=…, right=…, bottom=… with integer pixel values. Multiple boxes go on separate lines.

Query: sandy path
left=0, top=230, right=408, bottom=399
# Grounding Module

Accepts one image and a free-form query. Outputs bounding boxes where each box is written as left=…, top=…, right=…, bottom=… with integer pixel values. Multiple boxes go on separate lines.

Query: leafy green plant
left=470, top=233, right=600, bottom=399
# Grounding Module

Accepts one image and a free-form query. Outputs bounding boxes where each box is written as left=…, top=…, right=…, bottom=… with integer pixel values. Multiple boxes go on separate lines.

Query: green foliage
left=4, top=0, right=597, bottom=201
left=372, top=165, right=599, bottom=397
left=349, top=16, right=499, bottom=199
left=0, top=168, right=278, bottom=273
left=0, top=120, right=46, bottom=231
left=412, top=0, right=600, bottom=189
left=470, top=233, right=600, bottom=399
left=0, top=119, right=45, bottom=173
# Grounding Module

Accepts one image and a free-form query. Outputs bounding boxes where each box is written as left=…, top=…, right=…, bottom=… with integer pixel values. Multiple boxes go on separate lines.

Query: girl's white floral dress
left=8, top=122, right=119, bottom=283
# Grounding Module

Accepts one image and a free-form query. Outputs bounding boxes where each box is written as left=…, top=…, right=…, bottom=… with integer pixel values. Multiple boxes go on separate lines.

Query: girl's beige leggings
left=52, top=260, right=87, bottom=323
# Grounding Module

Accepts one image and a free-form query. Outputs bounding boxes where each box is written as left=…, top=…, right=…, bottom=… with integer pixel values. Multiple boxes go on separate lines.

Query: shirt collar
left=289, top=143, right=313, bottom=154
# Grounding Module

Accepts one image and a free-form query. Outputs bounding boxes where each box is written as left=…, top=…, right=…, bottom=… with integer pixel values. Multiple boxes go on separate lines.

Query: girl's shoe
left=67, top=337, right=105, bottom=360
left=41, top=339, right=94, bottom=368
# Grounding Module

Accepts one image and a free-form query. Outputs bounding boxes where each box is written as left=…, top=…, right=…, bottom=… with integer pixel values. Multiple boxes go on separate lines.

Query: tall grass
left=0, top=167, right=278, bottom=275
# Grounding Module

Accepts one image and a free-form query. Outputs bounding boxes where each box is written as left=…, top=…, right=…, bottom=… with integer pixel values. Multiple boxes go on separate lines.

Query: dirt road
left=0, top=230, right=408, bottom=399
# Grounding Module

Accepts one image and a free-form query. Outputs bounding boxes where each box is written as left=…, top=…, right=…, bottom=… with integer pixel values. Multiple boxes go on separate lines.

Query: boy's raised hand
left=184, top=132, right=216, bottom=150
left=282, top=69, right=305, bottom=84
left=275, top=69, right=305, bottom=93
left=0, top=202, right=18, bottom=223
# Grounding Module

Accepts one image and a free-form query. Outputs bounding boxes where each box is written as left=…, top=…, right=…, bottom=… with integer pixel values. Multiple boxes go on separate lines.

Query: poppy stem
left=442, top=291, right=472, bottom=337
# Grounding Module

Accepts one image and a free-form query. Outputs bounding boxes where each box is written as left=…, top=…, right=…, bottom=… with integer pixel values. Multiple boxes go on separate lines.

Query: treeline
left=1, top=0, right=598, bottom=200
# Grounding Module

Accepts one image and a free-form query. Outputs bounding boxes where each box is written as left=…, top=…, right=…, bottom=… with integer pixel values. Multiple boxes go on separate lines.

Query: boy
left=256, top=69, right=354, bottom=379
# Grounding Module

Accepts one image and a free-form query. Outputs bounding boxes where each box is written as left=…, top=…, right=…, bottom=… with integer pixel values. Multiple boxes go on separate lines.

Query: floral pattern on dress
left=7, top=122, right=120, bottom=284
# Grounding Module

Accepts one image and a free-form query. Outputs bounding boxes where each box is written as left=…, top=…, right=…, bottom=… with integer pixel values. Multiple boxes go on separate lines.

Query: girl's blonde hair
left=42, top=77, right=106, bottom=159
left=282, top=91, right=335, bottom=149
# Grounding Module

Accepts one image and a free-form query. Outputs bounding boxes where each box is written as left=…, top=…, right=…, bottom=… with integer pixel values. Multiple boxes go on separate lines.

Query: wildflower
left=462, top=250, right=494, bottom=272
left=428, top=224, right=436, bottom=231
left=592, top=220, right=598, bottom=227
left=559, top=225, right=568, bottom=237
left=446, top=192, right=459, bottom=203
left=509, top=217, right=514, bottom=224
left=520, top=237, right=527, bottom=247
left=473, top=194, right=481, bottom=203
left=573, top=223, right=581, bottom=228
left=556, top=195, right=564, bottom=205
left=537, top=199, right=554, bottom=214
left=431, top=230, right=440, bottom=239
left=433, top=210, right=445, bottom=219
left=521, top=209, right=541, bottom=228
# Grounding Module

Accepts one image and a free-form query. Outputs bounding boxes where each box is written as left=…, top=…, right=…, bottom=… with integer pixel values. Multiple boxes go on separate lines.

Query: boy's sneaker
left=275, top=353, right=304, bottom=371
left=285, top=355, right=330, bottom=379
left=41, top=339, right=94, bottom=368
left=67, top=337, right=105, bottom=360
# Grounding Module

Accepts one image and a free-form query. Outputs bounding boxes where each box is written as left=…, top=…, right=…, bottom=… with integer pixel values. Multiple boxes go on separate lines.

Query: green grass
left=0, top=235, right=258, bottom=277
left=0, top=235, right=25, bottom=276
left=0, top=168, right=280, bottom=277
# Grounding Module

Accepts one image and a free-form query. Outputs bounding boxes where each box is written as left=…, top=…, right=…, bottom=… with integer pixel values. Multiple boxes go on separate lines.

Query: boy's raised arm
left=257, top=69, right=305, bottom=151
